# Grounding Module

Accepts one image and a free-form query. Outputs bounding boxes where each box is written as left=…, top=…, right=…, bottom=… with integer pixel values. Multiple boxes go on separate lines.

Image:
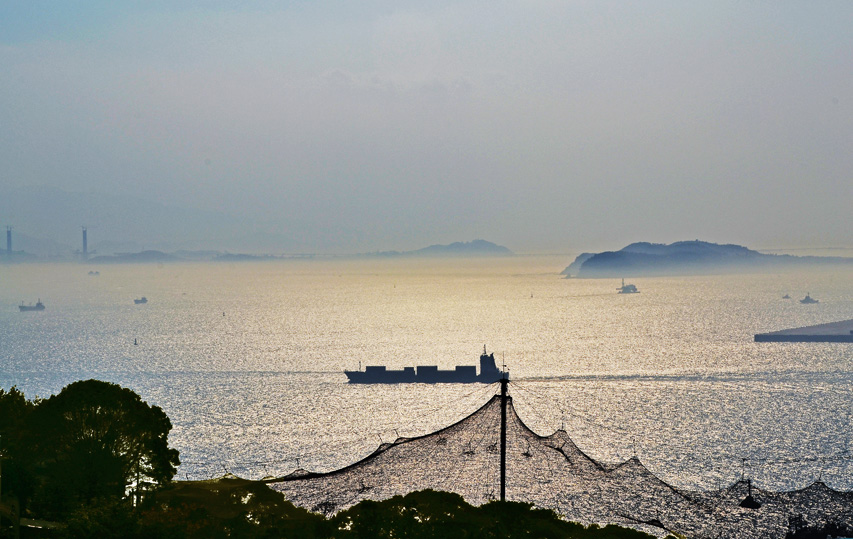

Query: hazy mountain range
left=80, top=240, right=512, bottom=264
left=368, top=240, right=513, bottom=258
left=562, top=240, right=853, bottom=277
left=1, top=186, right=520, bottom=260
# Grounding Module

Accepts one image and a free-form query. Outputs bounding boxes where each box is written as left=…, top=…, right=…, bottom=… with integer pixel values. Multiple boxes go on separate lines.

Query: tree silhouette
left=331, top=490, right=663, bottom=539
left=0, top=386, right=37, bottom=516
left=27, top=380, right=179, bottom=518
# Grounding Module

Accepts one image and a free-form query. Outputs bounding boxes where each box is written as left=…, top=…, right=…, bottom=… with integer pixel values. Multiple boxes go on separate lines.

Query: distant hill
left=562, top=240, right=853, bottom=277
left=370, top=240, right=513, bottom=258
left=78, top=240, right=512, bottom=264
left=213, top=253, right=278, bottom=262
left=88, top=250, right=180, bottom=264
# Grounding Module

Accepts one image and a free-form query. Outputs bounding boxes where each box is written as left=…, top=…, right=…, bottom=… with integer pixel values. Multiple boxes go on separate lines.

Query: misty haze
left=2, top=2, right=851, bottom=255
left=2, top=3, right=852, bottom=538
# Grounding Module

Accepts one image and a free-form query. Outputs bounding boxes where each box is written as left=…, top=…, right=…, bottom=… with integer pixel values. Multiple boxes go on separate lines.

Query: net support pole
left=500, top=375, right=508, bottom=502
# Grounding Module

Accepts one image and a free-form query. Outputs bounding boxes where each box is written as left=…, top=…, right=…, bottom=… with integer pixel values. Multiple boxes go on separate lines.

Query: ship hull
left=345, top=360, right=505, bottom=384
left=344, top=373, right=502, bottom=384
left=345, top=349, right=506, bottom=384
left=344, top=371, right=501, bottom=384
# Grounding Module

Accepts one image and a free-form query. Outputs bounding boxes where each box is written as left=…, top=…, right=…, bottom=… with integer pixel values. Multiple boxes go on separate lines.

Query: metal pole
left=500, top=376, right=507, bottom=502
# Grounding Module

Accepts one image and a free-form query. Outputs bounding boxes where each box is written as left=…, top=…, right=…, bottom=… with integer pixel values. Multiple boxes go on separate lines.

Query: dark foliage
left=60, top=498, right=141, bottom=539
left=141, top=477, right=329, bottom=538
left=41, top=483, right=669, bottom=539
left=785, top=515, right=853, bottom=539
left=331, top=489, right=665, bottom=539
left=1, top=381, right=179, bottom=523
left=26, top=380, right=180, bottom=519
left=0, top=386, right=38, bottom=514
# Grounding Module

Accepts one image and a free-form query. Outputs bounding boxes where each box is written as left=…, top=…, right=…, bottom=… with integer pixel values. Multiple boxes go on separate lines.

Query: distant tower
left=82, top=226, right=88, bottom=258
left=5, top=226, right=11, bottom=254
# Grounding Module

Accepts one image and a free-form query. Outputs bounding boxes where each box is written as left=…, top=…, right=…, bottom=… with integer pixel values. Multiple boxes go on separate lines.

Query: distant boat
left=782, top=294, right=790, bottom=299
left=344, top=346, right=507, bottom=384
left=19, top=299, right=45, bottom=312
left=617, top=279, right=639, bottom=294
left=134, top=297, right=148, bottom=304
left=88, top=270, right=100, bottom=276
left=800, top=293, right=818, bottom=304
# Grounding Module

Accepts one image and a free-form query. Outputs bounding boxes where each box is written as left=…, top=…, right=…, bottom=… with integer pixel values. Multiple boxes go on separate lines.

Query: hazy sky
left=2, top=1, right=852, bottom=253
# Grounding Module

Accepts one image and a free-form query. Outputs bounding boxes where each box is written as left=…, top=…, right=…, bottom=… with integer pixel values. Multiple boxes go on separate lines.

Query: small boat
left=800, top=293, right=818, bottom=304
left=782, top=294, right=790, bottom=299
left=134, top=297, right=148, bottom=304
left=19, top=299, right=45, bottom=311
left=617, top=279, right=639, bottom=294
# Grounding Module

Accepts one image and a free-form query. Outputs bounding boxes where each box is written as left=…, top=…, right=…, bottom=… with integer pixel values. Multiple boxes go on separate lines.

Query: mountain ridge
left=370, top=239, right=513, bottom=258
left=53, top=240, right=513, bottom=264
left=562, top=240, right=853, bottom=277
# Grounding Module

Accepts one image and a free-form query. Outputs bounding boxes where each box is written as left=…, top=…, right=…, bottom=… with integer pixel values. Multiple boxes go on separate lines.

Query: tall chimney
left=82, top=226, right=88, bottom=258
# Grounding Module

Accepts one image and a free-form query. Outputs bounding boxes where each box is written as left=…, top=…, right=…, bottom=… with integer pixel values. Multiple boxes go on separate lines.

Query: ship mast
left=500, top=373, right=508, bottom=502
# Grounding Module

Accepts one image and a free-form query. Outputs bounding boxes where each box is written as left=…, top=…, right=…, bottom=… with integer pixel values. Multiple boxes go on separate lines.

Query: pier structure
left=755, top=319, right=853, bottom=342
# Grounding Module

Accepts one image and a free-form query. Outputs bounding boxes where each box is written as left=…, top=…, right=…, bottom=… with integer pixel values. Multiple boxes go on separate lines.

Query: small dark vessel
left=345, top=346, right=507, bottom=384
left=19, top=299, right=45, bottom=312
left=134, top=297, right=148, bottom=304
left=782, top=294, right=790, bottom=299
left=617, top=279, right=639, bottom=294
left=800, top=293, right=818, bottom=304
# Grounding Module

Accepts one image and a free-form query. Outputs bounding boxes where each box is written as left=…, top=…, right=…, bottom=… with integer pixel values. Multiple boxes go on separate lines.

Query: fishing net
left=269, top=388, right=853, bottom=538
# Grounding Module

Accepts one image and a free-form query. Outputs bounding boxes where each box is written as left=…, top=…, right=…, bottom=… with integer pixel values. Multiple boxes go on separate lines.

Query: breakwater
left=755, top=319, right=853, bottom=342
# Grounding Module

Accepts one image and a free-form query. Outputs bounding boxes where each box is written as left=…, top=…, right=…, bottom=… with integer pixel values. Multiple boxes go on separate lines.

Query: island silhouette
left=562, top=240, right=853, bottom=277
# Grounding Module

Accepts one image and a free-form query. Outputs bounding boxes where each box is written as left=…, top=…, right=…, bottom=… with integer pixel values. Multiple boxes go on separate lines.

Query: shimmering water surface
left=2, top=257, right=852, bottom=492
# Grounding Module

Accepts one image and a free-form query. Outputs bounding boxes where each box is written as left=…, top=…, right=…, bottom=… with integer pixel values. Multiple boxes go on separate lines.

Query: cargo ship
left=19, top=299, right=45, bottom=311
left=344, top=346, right=507, bottom=384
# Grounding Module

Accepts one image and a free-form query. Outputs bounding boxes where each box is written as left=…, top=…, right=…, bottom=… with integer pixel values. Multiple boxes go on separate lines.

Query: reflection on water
left=1, top=258, right=852, bottom=491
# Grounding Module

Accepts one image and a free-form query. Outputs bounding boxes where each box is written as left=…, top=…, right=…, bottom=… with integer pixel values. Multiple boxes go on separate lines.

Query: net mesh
left=269, top=389, right=853, bottom=538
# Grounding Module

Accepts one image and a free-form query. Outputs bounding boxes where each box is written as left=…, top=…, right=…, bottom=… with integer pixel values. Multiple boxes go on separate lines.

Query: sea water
left=1, top=257, right=852, bottom=492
